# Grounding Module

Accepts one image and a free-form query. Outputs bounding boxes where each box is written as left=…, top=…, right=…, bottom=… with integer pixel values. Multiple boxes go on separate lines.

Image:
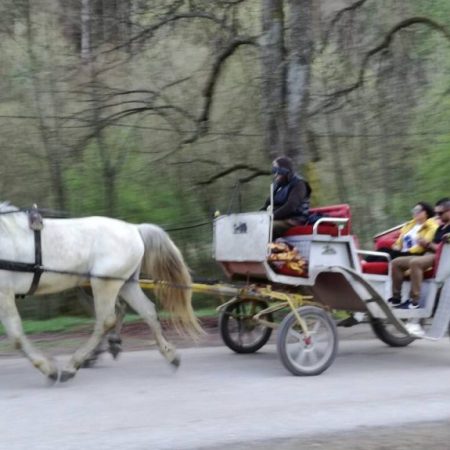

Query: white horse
left=0, top=203, right=201, bottom=382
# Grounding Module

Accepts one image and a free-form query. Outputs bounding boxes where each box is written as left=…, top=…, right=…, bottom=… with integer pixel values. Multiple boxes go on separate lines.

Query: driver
left=261, top=156, right=312, bottom=239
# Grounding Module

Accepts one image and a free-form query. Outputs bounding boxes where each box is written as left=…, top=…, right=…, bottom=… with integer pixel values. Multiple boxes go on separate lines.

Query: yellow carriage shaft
left=139, top=279, right=312, bottom=304
left=139, top=279, right=315, bottom=337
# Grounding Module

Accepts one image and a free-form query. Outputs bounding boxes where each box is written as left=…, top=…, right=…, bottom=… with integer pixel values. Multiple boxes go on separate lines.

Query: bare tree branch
left=196, top=164, right=269, bottom=185
left=323, top=17, right=450, bottom=105
left=103, top=11, right=234, bottom=54
left=199, top=37, right=257, bottom=127
left=170, top=158, right=223, bottom=166
left=320, top=0, right=370, bottom=52
left=217, top=0, right=248, bottom=5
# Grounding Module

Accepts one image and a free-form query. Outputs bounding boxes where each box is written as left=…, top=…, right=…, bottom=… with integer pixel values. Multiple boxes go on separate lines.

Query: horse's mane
left=0, top=201, right=19, bottom=213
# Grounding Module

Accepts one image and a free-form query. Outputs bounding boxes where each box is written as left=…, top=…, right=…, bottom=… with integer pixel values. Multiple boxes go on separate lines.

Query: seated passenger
left=378, top=202, right=437, bottom=260
left=388, top=200, right=448, bottom=309
left=261, top=156, right=312, bottom=239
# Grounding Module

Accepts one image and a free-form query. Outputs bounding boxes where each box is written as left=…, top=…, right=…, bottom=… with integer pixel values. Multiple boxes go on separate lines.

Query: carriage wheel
left=277, top=306, right=338, bottom=376
left=370, top=318, right=415, bottom=347
left=219, top=299, right=273, bottom=354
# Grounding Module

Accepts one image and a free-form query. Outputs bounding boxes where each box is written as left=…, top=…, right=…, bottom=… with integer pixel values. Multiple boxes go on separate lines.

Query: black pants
left=272, top=218, right=306, bottom=240
left=365, top=247, right=410, bottom=262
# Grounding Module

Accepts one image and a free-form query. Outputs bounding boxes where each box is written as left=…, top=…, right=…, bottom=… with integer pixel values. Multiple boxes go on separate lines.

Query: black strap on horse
left=0, top=205, right=44, bottom=296
left=26, top=205, right=44, bottom=295
left=28, top=228, right=43, bottom=295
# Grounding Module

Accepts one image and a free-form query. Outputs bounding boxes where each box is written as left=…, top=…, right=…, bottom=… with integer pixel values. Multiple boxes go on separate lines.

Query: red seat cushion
left=433, top=242, right=444, bottom=276
left=282, top=203, right=352, bottom=238
left=424, top=268, right=434, bottom=279
left=361, top=261, right=434, bottom=278
left=362, top=261, right=389, bottom=275
left=374, top=229, right=401, bottom=250
left=275, top=265, right=309, bottom=278
left=310, top=204, right=352, bottom=235
left=283, top=224, right=339, bottom=237
left=374, top=237, right=396, bottom=251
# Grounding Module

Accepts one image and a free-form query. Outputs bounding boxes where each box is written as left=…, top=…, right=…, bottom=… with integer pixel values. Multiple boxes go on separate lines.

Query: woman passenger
left=380, top=202, right=437, bottom=260
left=387, top=202, right=439, bottom=308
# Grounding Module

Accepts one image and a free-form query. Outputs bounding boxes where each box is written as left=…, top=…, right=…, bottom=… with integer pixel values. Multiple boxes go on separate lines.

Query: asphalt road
left=1, top=328, right=450, bottom=450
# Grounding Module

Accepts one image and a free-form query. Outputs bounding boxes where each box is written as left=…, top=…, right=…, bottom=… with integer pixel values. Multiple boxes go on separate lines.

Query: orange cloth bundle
left=268, top=242, right=307, bottom=276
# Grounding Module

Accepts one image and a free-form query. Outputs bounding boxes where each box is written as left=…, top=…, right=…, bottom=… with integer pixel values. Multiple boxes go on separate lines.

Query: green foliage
left=0, top=308, right=218, bottom=336
left=0, top=0, right=449, bottom=319
left=0, top=316, right=94, bottom=335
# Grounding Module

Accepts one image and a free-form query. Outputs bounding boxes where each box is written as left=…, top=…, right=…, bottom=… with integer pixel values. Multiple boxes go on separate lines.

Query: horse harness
left=0, top=206, right=140, bottom=296
left=0, top=205, right=44, bottom=296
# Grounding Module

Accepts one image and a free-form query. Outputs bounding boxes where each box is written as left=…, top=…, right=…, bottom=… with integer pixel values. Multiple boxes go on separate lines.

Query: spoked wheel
left=277, top=306, right=338, bottom=376
left=370, top=318, right=415, bottom=347
left=219, top=299, right=273, bottom=353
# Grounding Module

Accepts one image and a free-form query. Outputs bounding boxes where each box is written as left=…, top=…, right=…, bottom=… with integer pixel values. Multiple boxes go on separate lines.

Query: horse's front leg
left=60, top=280, right=121, bottom=382
left=0, top=291, right=58, bottom=381
left=119, top=283, right=180, bottom=367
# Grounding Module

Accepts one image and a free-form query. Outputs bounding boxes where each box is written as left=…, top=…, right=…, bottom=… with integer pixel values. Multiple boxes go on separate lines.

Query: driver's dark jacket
left=262, top=175, right=311, bottom=221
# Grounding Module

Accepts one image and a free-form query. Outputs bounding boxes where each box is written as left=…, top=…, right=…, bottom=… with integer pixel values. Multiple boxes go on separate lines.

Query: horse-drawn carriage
left=212, top=205, right=450, bottom=376
left=1, top=201, right=449, bottom=382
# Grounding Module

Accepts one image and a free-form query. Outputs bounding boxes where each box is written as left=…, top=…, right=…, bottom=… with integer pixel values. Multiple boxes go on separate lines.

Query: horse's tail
left=137, top=224, right=203, bottom=338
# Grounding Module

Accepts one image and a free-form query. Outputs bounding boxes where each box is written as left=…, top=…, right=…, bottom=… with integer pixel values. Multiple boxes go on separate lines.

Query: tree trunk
left=260, top=0, right=314, bottom=165
left=25, top=0, right=67, bottom=210
left=81, top=0, right=91, bottom=63
left=324, top=112, right=348, bottom=203
left=285, top=0, right=314, bottom=165
left=89, top=77, right=118, bottom=216
left=260, top=0, right=286, bottom=159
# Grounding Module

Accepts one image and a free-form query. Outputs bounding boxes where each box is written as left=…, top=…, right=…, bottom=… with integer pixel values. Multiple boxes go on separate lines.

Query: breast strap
left=27, top=229, right=43, bottom=295
left=0, top=225, right=43, bottom=296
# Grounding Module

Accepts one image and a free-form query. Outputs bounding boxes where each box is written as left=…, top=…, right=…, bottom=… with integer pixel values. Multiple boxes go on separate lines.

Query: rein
left=0, top=256, right=141, bottom=296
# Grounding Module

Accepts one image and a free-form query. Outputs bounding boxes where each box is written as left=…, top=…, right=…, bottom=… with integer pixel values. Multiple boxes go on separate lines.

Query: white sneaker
left=405, top=322, right=425, bottom=337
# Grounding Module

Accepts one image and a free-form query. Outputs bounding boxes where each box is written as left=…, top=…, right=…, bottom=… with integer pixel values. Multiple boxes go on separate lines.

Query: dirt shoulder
left=0, top=317, right=222, bottom=357
left=0, top=320, right=379, bottom=357
left=206, top=421, right=450, bottom=450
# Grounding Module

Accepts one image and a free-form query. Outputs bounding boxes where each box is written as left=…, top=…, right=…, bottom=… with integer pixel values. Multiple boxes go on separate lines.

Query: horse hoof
left=108, top=337, right=122, bottom=359
left=109, top=345, right=122, bottom=359
left=47, top=371, right=59, bottom=385
left=108, top=337, right=122, bottom=346
left=80, top=358, right=96, bottom=369
left=170, top=356, right=181, bottom=369
left=59, top=370, right=76, bottom=383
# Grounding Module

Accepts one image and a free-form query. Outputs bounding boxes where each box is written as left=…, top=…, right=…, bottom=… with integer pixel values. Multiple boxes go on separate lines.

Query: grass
left=0, top=307, right=349, bottom=336
left=0, top=316, right=94, bottom=335
left=0, top=308, right=218, bottom=336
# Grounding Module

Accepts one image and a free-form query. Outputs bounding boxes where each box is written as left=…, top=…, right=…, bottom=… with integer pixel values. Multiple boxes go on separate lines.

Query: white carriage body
left=214, top=212, right=360, bottom=286
left=214, top=211, right=450, bottom=335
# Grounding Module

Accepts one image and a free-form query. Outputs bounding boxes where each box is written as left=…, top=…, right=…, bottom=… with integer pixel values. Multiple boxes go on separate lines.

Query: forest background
left=0, top=0, right=448, bottom=318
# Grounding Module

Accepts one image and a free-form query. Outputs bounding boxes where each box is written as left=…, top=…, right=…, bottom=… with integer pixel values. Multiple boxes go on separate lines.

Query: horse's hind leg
left=108, top=299, right=126, bottom=358
left=60, top=280, right=121, bottom=382
left=0, top=291, right=58, bottom=381
left=119, top=282, right=180, bottom=367
left=82, top=299, right=125, bottom=368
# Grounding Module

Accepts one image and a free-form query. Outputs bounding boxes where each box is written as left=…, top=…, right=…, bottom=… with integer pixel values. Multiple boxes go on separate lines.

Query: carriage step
left=424, top=279, right=450, bottom=340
